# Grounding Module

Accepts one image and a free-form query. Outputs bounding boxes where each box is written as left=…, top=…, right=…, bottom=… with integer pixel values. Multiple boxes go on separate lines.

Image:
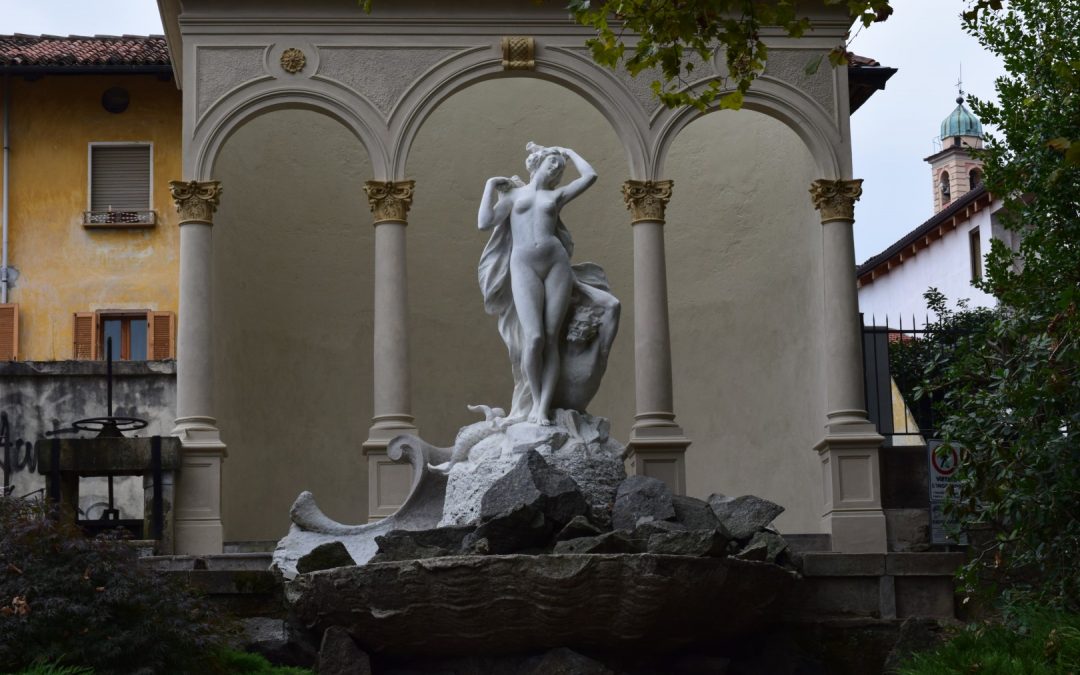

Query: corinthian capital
left=170, top=180, right=222, bottom=224
left=364, top=180, right=415, bottom=223
left=622, top=179, right=674, bottom=223
left=809, top=179, right=863, bottom=222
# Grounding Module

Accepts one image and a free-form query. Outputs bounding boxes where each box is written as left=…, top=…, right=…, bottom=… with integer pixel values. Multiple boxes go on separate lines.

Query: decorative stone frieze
left=364, top=180, right=415, bottom=223
left=809, top=179, right=863, bottom=222
left=170, top=180, right=222, bottom=224
left=622, top=180, right=674, bottom=223
left=280, top=48, right=307, bottom=74
left=501, top=36, right=535, bottom=70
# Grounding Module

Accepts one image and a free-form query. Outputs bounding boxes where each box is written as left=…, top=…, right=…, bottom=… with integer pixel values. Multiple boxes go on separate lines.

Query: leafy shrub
left=0, top=495, right=234, bottom=673
left=899, top=605, right=1080, bottom=674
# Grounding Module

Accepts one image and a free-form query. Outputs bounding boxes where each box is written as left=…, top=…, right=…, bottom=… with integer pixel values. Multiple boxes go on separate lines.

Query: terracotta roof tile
left=0, top=34, right=170, bottom=68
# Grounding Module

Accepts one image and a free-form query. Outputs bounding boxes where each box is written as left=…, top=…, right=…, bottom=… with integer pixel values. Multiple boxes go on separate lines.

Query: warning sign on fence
left=928, top=440, right=967, bottom=545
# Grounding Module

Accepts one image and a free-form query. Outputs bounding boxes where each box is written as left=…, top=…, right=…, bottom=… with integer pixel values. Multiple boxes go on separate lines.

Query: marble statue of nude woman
left=477, top=143, right=619, bottom=426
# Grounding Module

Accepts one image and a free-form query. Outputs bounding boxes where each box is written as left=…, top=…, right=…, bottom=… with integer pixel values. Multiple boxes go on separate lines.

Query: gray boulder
left=296, top=541, right=356, bottom=575
left=480, top=449, right=589, bottom=527
left=612, top=475, right=676, bottom=531
left=555, top=514, right=605, bottom=542
left=465, top=450, right=590, bottom=554
left=671, top=495, right=722, bottom=531
left=552, top=530, right=646, bottom=554
left=316, top=626, right=371, bottom=675
left=370, top=525, right=475, bottom=563
left=647, top=529, right=730, bottom=557
left=466, top=505, right=551, bottom=554
left=707, top=494, right=784, bottom=540
left=734, top=531, right=789, bottom=564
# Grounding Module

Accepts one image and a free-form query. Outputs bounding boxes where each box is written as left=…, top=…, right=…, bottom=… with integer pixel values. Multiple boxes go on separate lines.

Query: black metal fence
left=861, top=314, right=940, bottom=443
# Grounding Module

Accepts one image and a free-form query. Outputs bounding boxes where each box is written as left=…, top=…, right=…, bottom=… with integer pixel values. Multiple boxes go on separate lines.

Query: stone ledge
left=886, top=552, right=965, bottom=576
left=0, top=359, right=177, bottom=377
left=801, top=552, right=963, bottom=578
left=801, top=553, right=886, bottom=577
left=142, top=552, right=273, bottom=571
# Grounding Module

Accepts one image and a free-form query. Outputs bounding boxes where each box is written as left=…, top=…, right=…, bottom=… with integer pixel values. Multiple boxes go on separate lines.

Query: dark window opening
left=969, top=227, right=983, bottom=282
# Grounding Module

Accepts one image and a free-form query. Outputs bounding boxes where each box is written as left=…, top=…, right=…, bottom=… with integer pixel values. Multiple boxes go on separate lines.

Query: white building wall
left=858, top=206, right=998, bottom=327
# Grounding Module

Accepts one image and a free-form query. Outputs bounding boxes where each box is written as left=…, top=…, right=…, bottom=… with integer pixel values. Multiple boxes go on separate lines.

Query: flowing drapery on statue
left=476, top=142, right=620, bottom=424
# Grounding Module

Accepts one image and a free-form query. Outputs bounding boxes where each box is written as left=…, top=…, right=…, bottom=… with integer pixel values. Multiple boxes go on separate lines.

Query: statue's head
left=525, top=142, right=566, bottom=189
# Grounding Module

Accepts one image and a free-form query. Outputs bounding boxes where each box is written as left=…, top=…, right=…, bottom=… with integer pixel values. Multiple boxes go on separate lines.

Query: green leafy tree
left=920, top=0, right=1080, bottom=609
left=566, top=0, right=892, bottom=109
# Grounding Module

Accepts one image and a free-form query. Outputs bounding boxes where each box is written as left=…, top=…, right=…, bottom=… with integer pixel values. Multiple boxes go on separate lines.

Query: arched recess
left=661, top=108, right=825, bottom=532
left=651, top=76, right=847, bottom=181
left=403, top=78, right=634, bottom=446
left=389, top=45, right=651, bottom=180
left=189, top=79, right=391, bottom=180
left=209, top=107, right=375, bottom=541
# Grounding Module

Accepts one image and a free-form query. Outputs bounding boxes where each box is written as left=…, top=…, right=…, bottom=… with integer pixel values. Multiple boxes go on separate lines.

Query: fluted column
left=622, top=179, right=690, bottom=495
left=810, top=178, right=886, bottom=553
left=361, top=180, right=419, bottom=520
left=169, top=179, right=225, bottom=555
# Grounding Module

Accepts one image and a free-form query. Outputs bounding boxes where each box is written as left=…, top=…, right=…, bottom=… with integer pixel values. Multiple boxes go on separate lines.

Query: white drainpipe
left=2, top=74, right=10, bottom=303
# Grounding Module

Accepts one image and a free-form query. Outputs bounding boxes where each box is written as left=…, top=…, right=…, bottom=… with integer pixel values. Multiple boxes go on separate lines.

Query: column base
left=362, top=414, right=419, bottom=521
left=627, top=419, right=691, bottom=495
left=815, top=423, right=887, bottom=553
left=821, top=509, right=888, bottom=553
left=172, top=416, right=226, bottom=555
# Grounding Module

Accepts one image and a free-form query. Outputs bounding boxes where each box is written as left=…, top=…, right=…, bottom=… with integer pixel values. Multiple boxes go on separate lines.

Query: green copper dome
left=941, top=96, right=983, bottom=139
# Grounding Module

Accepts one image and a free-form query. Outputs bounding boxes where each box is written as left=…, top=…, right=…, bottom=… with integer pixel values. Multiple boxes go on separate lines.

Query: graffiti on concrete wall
left=0, top=362, right=177, bottom=516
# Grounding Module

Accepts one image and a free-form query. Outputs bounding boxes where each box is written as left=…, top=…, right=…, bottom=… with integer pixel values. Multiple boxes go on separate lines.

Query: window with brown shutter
left=74, top=311, right=174, bottom=361
left=147, top=311, right=175, bottom=360
left=73, top=312, right=97, bottom=360
left=0, top=304, right=18, bottom=361
left=84, top=143, right=156, bottom=227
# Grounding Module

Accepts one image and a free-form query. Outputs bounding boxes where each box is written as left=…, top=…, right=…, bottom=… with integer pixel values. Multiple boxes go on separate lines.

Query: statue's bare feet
left=528, top=409, right=552, bottom=426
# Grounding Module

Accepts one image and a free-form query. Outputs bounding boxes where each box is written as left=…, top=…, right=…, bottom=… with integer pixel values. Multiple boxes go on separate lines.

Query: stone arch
left=389, top=45, right=651, bottom=181
left=651, top=76, right=846, bottom=181
left=191, top=80, right=390, bottom=181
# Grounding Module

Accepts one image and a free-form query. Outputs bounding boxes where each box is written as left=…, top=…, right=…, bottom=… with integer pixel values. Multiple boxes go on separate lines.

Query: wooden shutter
left=0, top=304, right=17, bottom=361
left=147, top=311, right=175, bottom=360
left=73, top=312, right=97, bottom=360
left=90, top=145, right=151, bottom=211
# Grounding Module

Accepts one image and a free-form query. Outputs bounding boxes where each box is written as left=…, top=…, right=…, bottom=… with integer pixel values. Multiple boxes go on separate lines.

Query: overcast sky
left=1, top=0, right=1004, bottom=263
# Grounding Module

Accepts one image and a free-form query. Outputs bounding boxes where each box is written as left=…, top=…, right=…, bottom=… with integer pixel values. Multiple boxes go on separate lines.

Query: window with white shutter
left=84, top=143, right=157, bottom=227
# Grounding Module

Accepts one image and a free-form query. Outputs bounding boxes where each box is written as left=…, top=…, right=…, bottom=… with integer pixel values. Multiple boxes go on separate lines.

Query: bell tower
left=924, top=89, right=985, bottom=213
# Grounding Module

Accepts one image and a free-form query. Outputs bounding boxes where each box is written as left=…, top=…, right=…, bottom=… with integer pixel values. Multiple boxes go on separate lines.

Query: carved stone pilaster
left=170, top=180, right=222, bottom=224
left=364, top=180, right=415, bottom=224
left=809, top=179, right=863, bottom=222
left=502, top=36, right=535, bottom=70
left=622, top=180, right=674, bottom=223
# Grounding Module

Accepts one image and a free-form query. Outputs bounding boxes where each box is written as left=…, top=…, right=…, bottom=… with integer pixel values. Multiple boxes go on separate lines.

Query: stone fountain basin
left=285, top=553, right=797, bottom=656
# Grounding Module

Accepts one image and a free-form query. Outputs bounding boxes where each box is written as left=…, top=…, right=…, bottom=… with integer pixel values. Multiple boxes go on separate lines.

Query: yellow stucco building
left=0, top=35, right=181, bottom=362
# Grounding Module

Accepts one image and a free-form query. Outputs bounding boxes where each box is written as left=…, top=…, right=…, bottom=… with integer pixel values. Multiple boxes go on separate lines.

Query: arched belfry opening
left=163, top=0, right=888, bottom=556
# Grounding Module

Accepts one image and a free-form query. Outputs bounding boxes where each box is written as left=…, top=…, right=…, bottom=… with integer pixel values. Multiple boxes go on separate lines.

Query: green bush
left=213, top=649, right=313, bottom=674
left=899, top=605, right=1080, bottom=674
left=0, top=495, right=234, bottom=674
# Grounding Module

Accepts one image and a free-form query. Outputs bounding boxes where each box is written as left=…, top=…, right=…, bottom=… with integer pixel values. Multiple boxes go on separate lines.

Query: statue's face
left=533, top=153, right=565, bottom=188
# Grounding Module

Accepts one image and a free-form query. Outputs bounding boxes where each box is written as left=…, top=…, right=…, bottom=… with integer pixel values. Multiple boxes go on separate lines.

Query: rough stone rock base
left=439, top=411, right=626, bottom=527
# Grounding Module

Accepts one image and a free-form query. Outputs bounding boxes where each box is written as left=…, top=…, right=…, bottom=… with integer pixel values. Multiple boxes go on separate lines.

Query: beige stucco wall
left=665, top=111, right=825, bottom=532
left=211, top=109, right=374, bottom=541
left=209, top=77, right=826, bottom=540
